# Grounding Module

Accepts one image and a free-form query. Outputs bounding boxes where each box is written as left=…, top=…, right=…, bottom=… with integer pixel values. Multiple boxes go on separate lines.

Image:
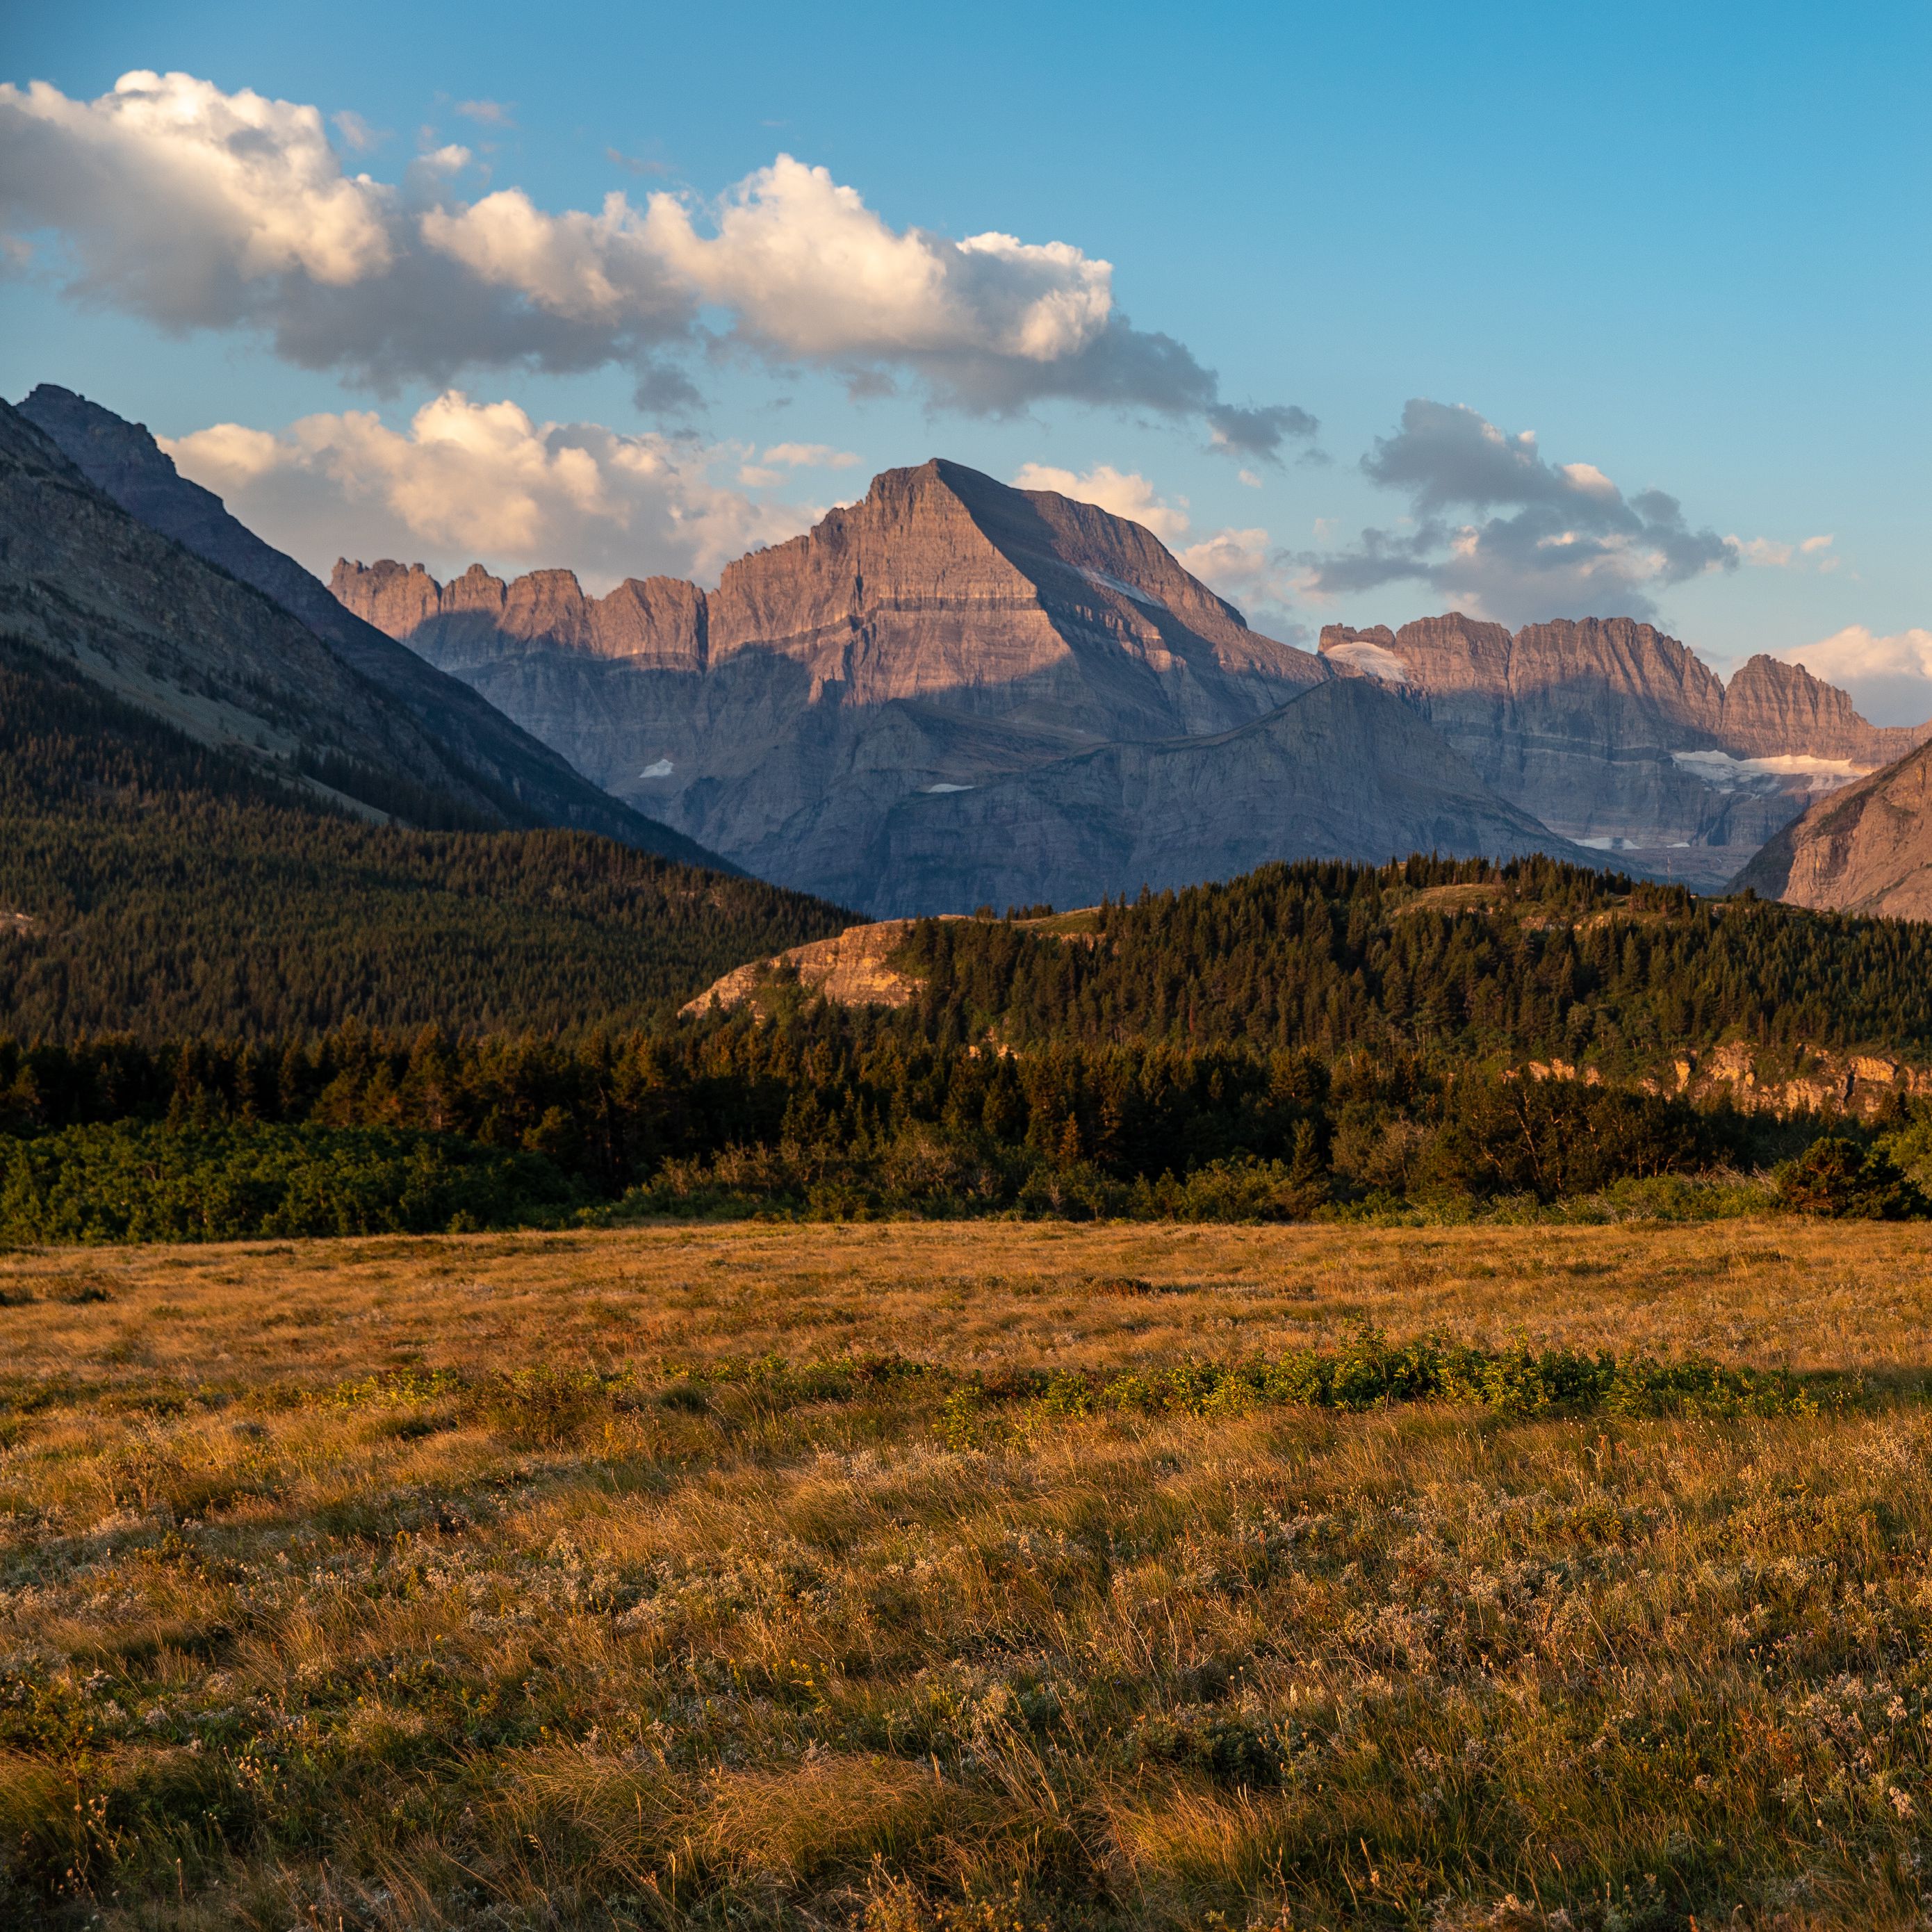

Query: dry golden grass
left=4, top=1219, right=1932, bottom=1929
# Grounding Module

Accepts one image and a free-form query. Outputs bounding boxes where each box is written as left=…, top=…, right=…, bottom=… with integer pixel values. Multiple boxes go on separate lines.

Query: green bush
left=0, top=1121, right=580, bottom=1243
left=1773, top=1136, right=1928, bottom=1220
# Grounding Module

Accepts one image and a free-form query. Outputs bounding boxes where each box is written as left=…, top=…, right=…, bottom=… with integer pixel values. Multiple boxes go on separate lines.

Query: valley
left=4, top=17, right=1926, bottom=1928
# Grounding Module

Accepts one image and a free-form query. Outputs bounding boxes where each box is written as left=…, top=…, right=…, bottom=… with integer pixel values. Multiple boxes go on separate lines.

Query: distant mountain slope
left=15, top=384, right=723, bottom=870
left=335, top=459, right=1576, bottom=910
left=849, top=678, right=1575, bottom=915
left=1732, top=739, right=1932, bottom=917
left=0, top=632, right=847, bottom=1039
left=1320, top=612, right=1931, bottom=887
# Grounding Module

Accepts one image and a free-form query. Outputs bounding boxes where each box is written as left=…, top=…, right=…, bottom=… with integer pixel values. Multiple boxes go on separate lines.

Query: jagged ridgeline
left=0, top=637, right=847, bottom=1038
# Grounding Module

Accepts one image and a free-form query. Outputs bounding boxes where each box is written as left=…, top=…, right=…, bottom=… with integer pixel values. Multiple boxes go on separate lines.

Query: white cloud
left=421, top=188, right=662, bottom=321
left=454, top=99, right=514, bottom=129
left=1735, top=532, right=1837, bottom=572
left=1771, top=626, right=1932, bottom=729
left=0, top=69, right=1315, bottom=445
left=331, top=110, right=383, bottom=154
left=1010, top=461, right=1190, bottom=541
left=643, top=156, right=1113, bottom=365
left=162, top=390, right=817, bottom=591
left=760, top=442, right=859, bottom=468
left=0, top=69, right=395, bottom=316
left=1780, top=625, right=1932, bottom=682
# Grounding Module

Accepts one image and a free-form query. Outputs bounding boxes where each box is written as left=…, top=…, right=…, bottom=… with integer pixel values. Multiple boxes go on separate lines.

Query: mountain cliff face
left=336, top=460, right=1577, bottom=911
left=1319, top=613, right=1928, bottom=887
left=15, top=384, right=720, bottom=867
left=1733, top=742, right=1932, bottom=917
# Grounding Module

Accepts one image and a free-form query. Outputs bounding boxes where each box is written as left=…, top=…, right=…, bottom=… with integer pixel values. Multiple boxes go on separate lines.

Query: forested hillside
left=0, top=638, right=847, bottom=1040
left=896, top=856, right=1932, bottom=1067
left=10, top=707, right=1932, bottom=1239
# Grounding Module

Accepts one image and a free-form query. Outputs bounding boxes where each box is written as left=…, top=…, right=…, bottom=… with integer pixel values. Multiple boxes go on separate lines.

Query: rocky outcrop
left=681, top=919, right=931, bottom=1016
left=1731, top=740, right=1932, bottom=918
left=1663, top=1039, right=1932, bottom=1117
left=1320, top=613, right=1931, bottom=887
left=336, top=459, right=1575, bottom=912
left=1719, top=653, right=1922, bottom=762
left=15, top=384, right=721, bottom=867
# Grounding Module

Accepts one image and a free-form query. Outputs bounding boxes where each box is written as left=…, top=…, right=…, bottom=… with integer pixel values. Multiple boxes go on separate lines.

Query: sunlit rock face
left=336, top=459, right=1573, bottom=912
left=1736, top=739, right=1932, bottom=918
left=1319, top=614, right=1931, bottom=889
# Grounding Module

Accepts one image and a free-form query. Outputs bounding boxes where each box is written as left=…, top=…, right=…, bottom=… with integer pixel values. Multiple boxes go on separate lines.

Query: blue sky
left=4, top=1, right=1928, bottom=713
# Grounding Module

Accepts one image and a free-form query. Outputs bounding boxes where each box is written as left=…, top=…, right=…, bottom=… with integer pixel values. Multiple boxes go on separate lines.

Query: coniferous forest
left=8, top=632, right=1932, bottom=1236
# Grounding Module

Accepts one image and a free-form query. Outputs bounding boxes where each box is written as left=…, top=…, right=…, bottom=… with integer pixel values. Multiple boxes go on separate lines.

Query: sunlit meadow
left=5, top=1220, right=1932, bottom=1928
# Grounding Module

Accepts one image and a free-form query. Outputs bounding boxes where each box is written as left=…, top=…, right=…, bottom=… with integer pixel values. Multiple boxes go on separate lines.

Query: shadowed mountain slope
left=0, top=400, right=516, bottom=830
left=15, top=384, right=723, bottom=869
left=0, top=628, right=846, bottom=1039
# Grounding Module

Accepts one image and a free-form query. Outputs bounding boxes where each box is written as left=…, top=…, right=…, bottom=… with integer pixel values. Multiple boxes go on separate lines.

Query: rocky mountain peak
left=15, top=386, right=717, bottom=864
left=1316, top=609, right=1932, bottom=887
left=336, top=457, right=1325, bottom=732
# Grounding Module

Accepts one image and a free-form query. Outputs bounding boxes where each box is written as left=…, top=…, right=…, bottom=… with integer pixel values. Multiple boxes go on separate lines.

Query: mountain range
left=334, top=459, right=1571, bottom=912
left=1319, top=615, right=1929, bottom=890
left=10, top=379, right=1931, bottom=933
left=333, top=458, right=1932, bottom=912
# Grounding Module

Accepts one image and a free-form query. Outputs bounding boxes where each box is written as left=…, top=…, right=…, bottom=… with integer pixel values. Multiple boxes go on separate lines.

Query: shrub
left=1774, top=1136, right=1928, bottom=1220
left=0, top=1121, right=580, bottom=1242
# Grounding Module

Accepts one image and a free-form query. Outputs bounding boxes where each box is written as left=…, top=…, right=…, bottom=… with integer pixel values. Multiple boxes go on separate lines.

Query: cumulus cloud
left=1774, top=626, right=1932, bottom=728
left=1010, top=461, right=1191, bottom=541
left=0, top=69, right=1311, bottom=448
left=162, top=390, right=817, bottom=591
left=1300, top=399, right=1738, bottom=623
left=0, top=69, right=395, bottom=318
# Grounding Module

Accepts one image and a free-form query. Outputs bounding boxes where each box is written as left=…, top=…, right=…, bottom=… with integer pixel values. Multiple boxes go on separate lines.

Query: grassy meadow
left=6, top=1220, right=1932, bottom=1928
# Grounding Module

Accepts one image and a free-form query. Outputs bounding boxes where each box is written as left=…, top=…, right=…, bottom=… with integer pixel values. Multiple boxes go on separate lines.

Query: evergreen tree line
left=899, top=855, right=1932, bottom=1067
left=0, top=1011, right=1881, bottom=1238
left=9, top=641, right=1932, bottom=1234
left=0, top=639, right=848, bottom=1039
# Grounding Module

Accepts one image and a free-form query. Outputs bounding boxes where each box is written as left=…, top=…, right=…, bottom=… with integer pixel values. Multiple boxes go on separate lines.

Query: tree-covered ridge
left=0, top=639, right=849, bottom=1039
left=899, top=855, right=1932, bottom=1070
